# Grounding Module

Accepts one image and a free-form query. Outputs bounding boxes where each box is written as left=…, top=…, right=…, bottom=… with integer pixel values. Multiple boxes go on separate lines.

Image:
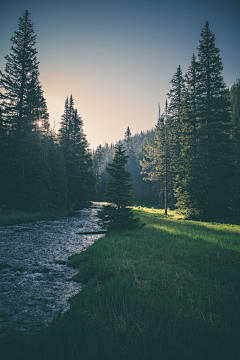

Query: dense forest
left=0, top=11, right=239, bottom=220
left=93, top=22, right=240, bottom=220
left=0, top=11, right=95, bottom=211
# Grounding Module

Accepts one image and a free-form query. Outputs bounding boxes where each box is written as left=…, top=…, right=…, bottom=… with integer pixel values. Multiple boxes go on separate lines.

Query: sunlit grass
left=136, top=206, right=240, bottom=250
left=1, top=207, right=240, bottom=359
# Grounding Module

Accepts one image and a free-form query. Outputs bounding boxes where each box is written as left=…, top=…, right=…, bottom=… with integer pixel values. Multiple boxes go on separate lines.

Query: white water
left=0, top=204, right=104, bottom=337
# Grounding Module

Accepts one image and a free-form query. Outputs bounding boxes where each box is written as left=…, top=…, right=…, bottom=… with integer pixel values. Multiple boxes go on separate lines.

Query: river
left=0, top=203, right=105, bottom=338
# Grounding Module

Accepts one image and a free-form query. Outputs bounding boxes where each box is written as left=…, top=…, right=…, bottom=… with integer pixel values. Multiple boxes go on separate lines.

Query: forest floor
left=1, top=207, right=240, bottom=359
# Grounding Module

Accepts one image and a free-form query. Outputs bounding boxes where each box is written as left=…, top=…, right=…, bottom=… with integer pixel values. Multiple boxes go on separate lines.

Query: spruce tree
left=141, top=102, right=173, bottom=214
left=0, top=10, right=48, bottom=134
left=58, top=95, right=96, bottom=210
left=229, top=79, right=240, bottom=213
left=174, top=54, right=202, bottom=218
left=0, top=106, right=6, bottom=206
left=175, top=22, right=232, bottom=219
left=123, top=127, right=143, bottom=202
left=167, top=65, right=184, bottom=159
left=124, top=126, right=132, bottom=152
left=97, top=144, right=140, bottom=231
left=196, top=21, right=232, bottom=218
left=93, top=143, right=116, bottom=201
left=45, top=131, right=68, bottom=208
left=0, top=10, right=50, bottom=209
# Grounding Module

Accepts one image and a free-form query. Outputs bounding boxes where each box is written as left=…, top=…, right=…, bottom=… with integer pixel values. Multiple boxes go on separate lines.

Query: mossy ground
left=1, top=207, right=240, bottom=359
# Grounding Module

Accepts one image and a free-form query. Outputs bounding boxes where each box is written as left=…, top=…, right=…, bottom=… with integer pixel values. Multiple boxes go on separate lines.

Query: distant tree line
left=93, top=127, right=158, bottom=205
left=0, top=10, right=95, bottom=211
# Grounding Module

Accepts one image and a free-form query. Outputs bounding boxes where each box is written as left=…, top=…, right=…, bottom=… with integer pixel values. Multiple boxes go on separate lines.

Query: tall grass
left=0, top=209, right=71, bottom=226
left=1, top=207, right=240, bottom=359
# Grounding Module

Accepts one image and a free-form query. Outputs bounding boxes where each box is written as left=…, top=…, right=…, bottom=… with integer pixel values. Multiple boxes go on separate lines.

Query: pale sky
left=1, top=0, right=239, bottom=149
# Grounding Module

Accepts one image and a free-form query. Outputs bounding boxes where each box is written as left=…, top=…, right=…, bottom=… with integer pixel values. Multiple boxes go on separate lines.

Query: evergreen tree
left=229, top=79, right=240, bottom=212
left=93, top=143, right=115, bottom=201
left=123, top=127, right=144, bottom=202
left=97, top=144, right=140, bottom=231
left=0, top=10, right=50, bottom=209
left=0, top=106, right=6, bottom=206
left=124, top=126, right=132, bottom=152
left=46, top=131, right=68, bottom=208
left=167, top=64, right=184, bottom=159
left=196, top=21, right=232, bottom=218
left=174, top=54, right=202, bottom=217
left=58, top=95, right=96, bottom=210
left=58, top=97, right=70, bottom=156
left=141, top=102, right=173, bottom=214
left=175, top=22, right=232, bottom=219
left=0, top=10, right=48, bottom=135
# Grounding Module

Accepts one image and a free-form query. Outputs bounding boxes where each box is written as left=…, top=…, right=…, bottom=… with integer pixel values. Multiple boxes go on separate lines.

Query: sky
left=1, top=0, right=240, bottom=149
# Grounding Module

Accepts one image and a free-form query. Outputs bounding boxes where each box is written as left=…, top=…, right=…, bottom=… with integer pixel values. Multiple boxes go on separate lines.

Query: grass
left=1, top=207, right=240, bottom=359
left=0, top=208, right=71, bottom=226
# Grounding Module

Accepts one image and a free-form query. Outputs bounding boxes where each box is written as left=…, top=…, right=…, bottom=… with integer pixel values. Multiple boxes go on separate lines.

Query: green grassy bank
left=0, top=208, right=72, bottom=226
left=1, top=207, right=240, bottom=359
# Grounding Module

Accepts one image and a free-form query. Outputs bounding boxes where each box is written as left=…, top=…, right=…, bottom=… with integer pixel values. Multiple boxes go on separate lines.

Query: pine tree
left=141, top=102, right=173, bottom=214
left=229, top=79, right=240, bottom=212
left=70, top=107, right=96, bottom=208
left=97, top=144, right=140, bottom=231
left=123, top=127, right=143, bottom=202
left=58, top=95, right=96, bottom=210
left=174, top=54, right=202, bottom=217
left=124, top=126, right=132, bottom=152
left=0, top=10, right=50, bottom=209
left=167, top=65, right=184, bottom=159
left=93, top=143, right=116, bottom=201
left=196, top=21, right=232, bottom=218
left=174, top=22, right=232, bottom=219
left=58, top=97, right=70, bottom=156
left=0, top=106, right=6, bottom=206
left=45, top=131, right=68, bottom=208
left=0, top=10, right=48, bottom=134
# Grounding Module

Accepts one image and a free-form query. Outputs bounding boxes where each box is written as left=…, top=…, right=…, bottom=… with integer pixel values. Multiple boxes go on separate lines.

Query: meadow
left=1, top=207, right=240, bottom=359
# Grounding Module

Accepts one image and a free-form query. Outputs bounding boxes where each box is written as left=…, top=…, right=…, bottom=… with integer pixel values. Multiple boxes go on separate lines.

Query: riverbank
left=0, top=208, right=72, bottom=226
left=1, top=207, right=240, bottom=359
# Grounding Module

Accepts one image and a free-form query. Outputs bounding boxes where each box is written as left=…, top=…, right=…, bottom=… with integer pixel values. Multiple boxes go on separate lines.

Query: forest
left=0, top=10, right=240, bottom=221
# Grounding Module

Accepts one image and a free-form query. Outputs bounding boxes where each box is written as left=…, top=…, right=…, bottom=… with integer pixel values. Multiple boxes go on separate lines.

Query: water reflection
left=0, top=204, right=103, bottom=337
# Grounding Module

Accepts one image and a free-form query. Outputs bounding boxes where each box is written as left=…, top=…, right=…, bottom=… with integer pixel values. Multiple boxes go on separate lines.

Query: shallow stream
left=0, top=204, right=104, bottom=338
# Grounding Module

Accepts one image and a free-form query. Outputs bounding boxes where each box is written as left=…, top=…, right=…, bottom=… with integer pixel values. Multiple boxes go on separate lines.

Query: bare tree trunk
left=164, top=183, right=167, bottom=215
left=165, top=120, right=168, bottom=216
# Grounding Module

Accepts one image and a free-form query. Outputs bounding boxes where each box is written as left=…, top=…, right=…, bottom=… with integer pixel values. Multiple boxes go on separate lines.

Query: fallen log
left=76, top=230, right=107, bottom=235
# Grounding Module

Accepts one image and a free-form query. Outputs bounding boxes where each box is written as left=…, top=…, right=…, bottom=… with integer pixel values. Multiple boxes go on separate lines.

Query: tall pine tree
left=175, top=22, right=232, bottom=219
left=0, top=10, right=50, bottom=209
left=196, top=21, right=232, bottom=218
left=229, top=79, right=240, bottom=213
left=123, top=127, right=143, bottom=203
left=58, top=95, right=95, bottom=210
left=167, top=65, right=184, bottom=160
left=174, top=54, right=202, bottom=217
left=141, top=102, right=173, bottom=214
